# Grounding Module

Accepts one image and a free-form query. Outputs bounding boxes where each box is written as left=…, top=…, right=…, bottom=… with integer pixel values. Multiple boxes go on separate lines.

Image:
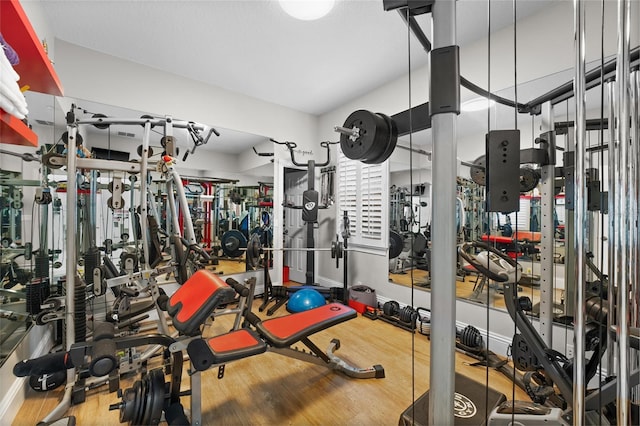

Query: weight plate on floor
left=383, top=300, right=400, bottom=316
left=470, top=155, right=486, bottom=185
left=389, top=231, right=403, bottom=259
left=118, top=383, right=138, bottom=423
left=362, top=112, right=398, bottom=164
left=140, top=369, right=165, bottom=426
left=221, top=230, right=247, bottom=258
left=340, top=110, right=389, bottom=161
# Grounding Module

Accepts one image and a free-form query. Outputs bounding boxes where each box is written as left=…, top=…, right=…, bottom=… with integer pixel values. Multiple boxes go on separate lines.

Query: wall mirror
left=0, top=93, right=273, bottom=365
left=52, top=98, right=275, bottom=277
left=0, top=91, right=57, bottom=366
left=387, top=64, right=608, bottom=320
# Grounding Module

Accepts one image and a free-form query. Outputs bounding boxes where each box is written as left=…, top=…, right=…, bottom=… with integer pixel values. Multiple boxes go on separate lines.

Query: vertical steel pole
left=615, top=0, right=631, bottom=423
left=630, top=69, right=639, bottom=403
left=565, top=127, right=576, bottom=318
left=606, top=80, right=617, bottom=375
left=139, top=122, right=151, bottom=270
left=428, top=1, right=457, bottom=425
left=539, top=102, right=555, bottom=345
left=65, top=125, right=78, bottom=351
left=572, top=0, right=587, bottom=422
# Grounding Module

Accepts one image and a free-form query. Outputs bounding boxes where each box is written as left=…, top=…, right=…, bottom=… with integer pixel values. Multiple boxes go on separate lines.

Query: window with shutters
left=337, top=148, right=388, bottom=249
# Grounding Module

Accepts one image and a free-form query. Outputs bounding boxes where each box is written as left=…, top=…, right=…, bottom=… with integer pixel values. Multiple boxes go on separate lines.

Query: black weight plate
left=519, top=166, right=540, bottom=193
left=146, top=369, right=165, bottom=425
left=91, top=113, right=110, bottom=129
left=340, top=110, right=387, bottom=161
left=61, top=131, right=83, bottom=147
left=363, top=112, right=398, bottom=164
left=412, top=233, right=427, bottom=255
left=119, top=386, right=136, bottom=423
left=246, top=233, right=262, bottom=268
left=221, top=230, right=247, bottom=258
left=389, top=231, right=403, bottom=259
left=399, top=306, right=415, bottom=323
left=470, top=155, right=486, bottom=185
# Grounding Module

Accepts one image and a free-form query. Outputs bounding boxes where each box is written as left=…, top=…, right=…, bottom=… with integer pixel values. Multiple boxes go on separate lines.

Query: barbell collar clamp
left=333, top=125, right=360, bottom=141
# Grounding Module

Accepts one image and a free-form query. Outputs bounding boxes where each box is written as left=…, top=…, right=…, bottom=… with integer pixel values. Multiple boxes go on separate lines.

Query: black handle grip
left=225, top=278, right=249, bottom=297
left=244, top=311, right=261, bottom=327
left=13, top=351, right=73, bottom=377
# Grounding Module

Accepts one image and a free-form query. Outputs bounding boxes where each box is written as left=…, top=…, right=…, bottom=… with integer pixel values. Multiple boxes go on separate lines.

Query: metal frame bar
left=615, top=0, right=631, bottom=422
left=606, top=79, right=617, bottom=375
left=572, top=0, right=588, bottom=421
left=41, top=123, right=80, bottom=424
left=632, top=69, right=640, bottom=402
left=539, top=102, right=555, bottom=345
left=428, top=1, right=457, bottom=424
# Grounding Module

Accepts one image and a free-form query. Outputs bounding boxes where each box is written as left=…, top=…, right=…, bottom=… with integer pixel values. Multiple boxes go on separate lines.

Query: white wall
left=53, top=40, right=318, bottom=148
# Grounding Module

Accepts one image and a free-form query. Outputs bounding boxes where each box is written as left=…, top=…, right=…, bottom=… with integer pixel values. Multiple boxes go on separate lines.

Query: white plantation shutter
left=338, top=152, right=358, bottom=238
left=337, top=148, right=388, bottom=248
left=361, top=164, right=383, bottom=239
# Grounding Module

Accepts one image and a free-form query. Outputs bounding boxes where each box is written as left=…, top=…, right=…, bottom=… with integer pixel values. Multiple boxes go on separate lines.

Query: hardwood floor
left=389, top=268, right=565, bottom=312
left=13, top=302, right=529, bottom=426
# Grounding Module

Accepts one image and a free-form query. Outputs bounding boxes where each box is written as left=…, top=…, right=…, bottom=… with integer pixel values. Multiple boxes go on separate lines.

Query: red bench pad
left=168, top=270, right=235, bottom=336
left=187, top=328, right=267, bottom=371
left=256, top=303, right=356, bottom=348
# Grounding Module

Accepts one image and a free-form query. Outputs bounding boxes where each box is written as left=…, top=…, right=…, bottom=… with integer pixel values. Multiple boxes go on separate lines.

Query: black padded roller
left=92, top=321, right=115, bottom=341
left=89, top=338, right=117, bottom=377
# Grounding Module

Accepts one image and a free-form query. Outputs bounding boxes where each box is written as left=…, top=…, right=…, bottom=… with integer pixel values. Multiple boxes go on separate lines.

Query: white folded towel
left=0, top=44, right=29, bottom=120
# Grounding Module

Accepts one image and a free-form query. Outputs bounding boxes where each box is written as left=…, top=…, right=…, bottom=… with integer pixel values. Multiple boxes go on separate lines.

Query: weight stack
left=25, top=279, right=50, bottom=315
left=34, top=252, right=50, bottom=279
left=74, top=278, right=87, bottom=342
left=83, top=247, right=100, bottom=286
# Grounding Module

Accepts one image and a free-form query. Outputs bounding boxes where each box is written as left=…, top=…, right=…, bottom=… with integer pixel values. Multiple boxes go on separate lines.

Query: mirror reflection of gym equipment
left=3, top=1, right=639, bottom=426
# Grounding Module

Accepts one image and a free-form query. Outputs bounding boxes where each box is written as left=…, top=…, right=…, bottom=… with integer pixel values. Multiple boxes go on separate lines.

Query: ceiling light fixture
left=461, top=97, right=496, bottom=112
left=279, top=0, right=335, bottom=21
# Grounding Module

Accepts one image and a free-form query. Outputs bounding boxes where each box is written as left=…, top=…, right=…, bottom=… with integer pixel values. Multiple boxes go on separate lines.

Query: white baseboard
left=0, top=324, right=54, bottom=423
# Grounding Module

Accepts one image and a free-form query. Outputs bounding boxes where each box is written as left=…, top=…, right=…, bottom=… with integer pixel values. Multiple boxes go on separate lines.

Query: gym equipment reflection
left=386, top=75, right=571, bottom=317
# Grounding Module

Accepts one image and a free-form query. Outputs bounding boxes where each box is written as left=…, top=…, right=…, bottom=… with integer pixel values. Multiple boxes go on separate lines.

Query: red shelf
left=0, top=0, right=64, bottom=96
left=0, top=109, right=38, bottom=147
left=1, top=0, right=64, bottom=146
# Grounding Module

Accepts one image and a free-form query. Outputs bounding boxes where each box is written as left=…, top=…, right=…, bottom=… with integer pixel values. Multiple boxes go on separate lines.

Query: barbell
left=240, top=233, right=397, bottom=269
left=243, top=233, right=346, bottom=268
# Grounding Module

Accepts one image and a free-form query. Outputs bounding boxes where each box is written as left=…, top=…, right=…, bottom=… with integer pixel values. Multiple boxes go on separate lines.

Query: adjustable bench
left=166, top=269, right=385, bottom=424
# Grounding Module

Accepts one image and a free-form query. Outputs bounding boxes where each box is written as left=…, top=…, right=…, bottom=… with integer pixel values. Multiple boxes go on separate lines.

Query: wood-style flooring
left=389, top=268, right=565, bottom=312
left=12, top=298, right=529, bottom=426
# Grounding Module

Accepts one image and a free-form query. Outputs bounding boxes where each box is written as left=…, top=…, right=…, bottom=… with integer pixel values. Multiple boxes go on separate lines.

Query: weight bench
left=165, top=269, right=385, bottom=424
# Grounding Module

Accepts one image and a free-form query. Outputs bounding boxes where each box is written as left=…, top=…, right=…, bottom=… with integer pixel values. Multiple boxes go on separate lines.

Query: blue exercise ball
left=286, top=288, right=325, bottom=313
